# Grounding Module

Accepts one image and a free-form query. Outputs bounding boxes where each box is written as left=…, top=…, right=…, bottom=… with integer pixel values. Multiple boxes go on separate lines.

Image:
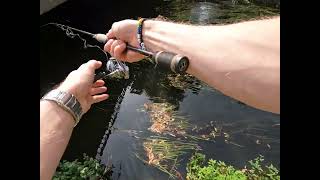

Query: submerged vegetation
left=134, top=99, right=279, bottom=179
left=135, top=102, right=245, bottom=178
left=144, top=102, right=190, bottom=134
left=136, top=136, right=200, bottom=179
left=142, top=102, right=242, bottom=144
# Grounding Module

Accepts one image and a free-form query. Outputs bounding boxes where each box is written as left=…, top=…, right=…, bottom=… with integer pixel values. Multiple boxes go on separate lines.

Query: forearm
left=143, top=18, right=280, bottom=113
left=40, top=100, right=74, bottom=180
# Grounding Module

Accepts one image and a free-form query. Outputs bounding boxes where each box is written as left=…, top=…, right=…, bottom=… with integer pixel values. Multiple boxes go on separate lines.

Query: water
left=97, top=66, right=279, bottom=179
left=40, top=0, right=280, bottom=179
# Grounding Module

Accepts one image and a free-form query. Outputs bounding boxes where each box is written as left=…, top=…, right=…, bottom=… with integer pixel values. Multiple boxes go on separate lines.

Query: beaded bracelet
left=137, top=18, right=147, bottom=50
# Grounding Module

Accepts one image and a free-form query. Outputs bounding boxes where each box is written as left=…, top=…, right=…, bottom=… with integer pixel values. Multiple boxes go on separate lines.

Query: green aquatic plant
left=186, top=153, right=280, bottom=180
left=53, top=154, right=112, bottom=180
left=244, top=155, right=280, bottom=180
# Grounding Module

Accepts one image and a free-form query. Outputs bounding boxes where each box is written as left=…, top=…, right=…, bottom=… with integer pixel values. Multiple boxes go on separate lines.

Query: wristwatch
left=41, top=89, right=83, bottom=126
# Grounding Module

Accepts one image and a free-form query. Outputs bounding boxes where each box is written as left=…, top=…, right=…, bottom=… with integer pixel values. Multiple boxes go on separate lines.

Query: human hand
left=104, top=19, right=145, bottom=62
left=57, top=60, right=109, bottom=113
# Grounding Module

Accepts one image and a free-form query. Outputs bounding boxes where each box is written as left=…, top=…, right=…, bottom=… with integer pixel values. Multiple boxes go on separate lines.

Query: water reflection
left=129, top=62, right=189, bottom=107
left=189, top=2, right=221, bottom=24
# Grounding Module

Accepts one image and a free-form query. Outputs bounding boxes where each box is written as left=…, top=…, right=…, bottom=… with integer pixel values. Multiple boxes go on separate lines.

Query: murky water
left=40, top=0, right=280, bottom=179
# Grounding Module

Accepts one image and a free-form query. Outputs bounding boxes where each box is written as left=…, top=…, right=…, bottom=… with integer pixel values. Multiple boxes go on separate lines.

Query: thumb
left=84, top=60, right=102, bottom=73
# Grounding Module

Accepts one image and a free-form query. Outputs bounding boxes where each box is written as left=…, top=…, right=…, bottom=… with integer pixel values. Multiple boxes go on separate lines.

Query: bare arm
left=105, top=17, right=280, bottom=113
left=40, top=100, right=74, bottom=180
left=40, top=60, right=109, bottom=180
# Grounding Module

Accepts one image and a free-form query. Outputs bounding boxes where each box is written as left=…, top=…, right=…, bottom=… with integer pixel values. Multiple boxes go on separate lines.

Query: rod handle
left=154, top=51, right=189, bottom=74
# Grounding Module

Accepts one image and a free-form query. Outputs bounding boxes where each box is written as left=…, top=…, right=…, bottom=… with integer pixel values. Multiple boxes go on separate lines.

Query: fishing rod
left=50, top=23, right=190, bottom=74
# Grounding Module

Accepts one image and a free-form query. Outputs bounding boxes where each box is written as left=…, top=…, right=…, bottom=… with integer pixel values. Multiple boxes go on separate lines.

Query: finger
left=110, top=40, right=123, bottom=57
left=104, top=39, right=114, bottom=53
left=93, top=80, right=105, bottom=87
left=106, top=29, right=114, bottom=39
left=92, top=94, right=109, bottom=104
left=124, top=50, right=146, bottom=63
left=90, top=86, right=107, bottom=95
left=113, top=41, right=127, bottom=60
left=110, top=22, right=120, bottom=38
left=86, top=60, right=102, bottom=71
left=78, top=60, right=101, bottom=73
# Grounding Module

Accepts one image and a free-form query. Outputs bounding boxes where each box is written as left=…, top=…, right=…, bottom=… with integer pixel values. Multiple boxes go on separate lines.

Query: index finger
left=107, top=22, right=119, bottom=39
left=106, top=29, right=115, bottom=39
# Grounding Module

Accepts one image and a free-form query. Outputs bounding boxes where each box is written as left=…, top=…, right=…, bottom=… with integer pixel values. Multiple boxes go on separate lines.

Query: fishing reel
left=94, top=57, right=129, bottom=81
left=106, top=57, right=129, bottom=79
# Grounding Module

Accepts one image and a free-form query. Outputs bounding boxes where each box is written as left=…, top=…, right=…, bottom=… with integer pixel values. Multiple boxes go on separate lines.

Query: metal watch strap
left=41, top=89, right=83, bottom=126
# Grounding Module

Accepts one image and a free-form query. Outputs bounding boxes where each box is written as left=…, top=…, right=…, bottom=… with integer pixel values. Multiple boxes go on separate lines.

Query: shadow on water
left=40, top=0, right=280, bottom=179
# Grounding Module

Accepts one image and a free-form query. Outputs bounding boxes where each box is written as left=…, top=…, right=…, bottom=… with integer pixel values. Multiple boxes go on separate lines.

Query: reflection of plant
left=53, top=154, right=112, bottom=180
left=187, top=153, right=280, bottom=180
left=128, top=61, right=186, bottom=107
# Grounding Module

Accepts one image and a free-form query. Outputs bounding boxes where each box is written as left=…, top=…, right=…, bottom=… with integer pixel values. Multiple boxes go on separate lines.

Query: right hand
left=104, top=20, right=145, bottom=62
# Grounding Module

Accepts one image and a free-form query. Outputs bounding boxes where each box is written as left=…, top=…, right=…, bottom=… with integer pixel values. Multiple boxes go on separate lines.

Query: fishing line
left=41, top=23, right=109, bottom=60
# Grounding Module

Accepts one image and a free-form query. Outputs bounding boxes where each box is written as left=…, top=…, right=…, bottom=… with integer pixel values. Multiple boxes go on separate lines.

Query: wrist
left=42, top=88, right=83, bottom=126
left=141, top=20, right=166, bottom=53
left=56, top=83, right=84, bottom=110
left=40, top=100, right=75, bottom=130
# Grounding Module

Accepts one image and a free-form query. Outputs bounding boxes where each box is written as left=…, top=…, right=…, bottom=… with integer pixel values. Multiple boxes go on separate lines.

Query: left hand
left=57, top=60, right=109, bottom=113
